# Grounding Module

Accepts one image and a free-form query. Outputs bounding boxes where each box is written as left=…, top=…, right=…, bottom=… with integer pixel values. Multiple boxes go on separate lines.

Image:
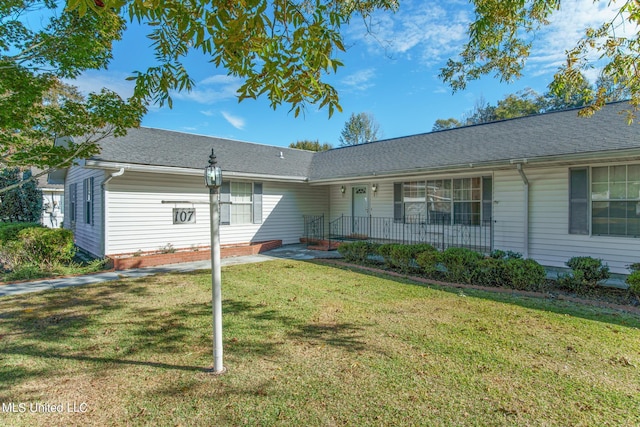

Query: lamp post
left=205, top=149, right=225, bottom=374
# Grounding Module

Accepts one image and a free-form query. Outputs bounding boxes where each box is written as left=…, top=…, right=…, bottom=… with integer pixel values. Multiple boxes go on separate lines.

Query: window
left=230, top=182, right=252, bottom=224
left=83, top=177, right=94, bottom=225
left=220, top=181, right=263, bottom=225
left=395, top=176, right=491, bottom=225
left=591, top=165, right=640, bottom=237
left=403, top=181, right=426, bottom=221
left=453, top=177, right=481, bottom=225
left=69, top=183, right=77, bottom=222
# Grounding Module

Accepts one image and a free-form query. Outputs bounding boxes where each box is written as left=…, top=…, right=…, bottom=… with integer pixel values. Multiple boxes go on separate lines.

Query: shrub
left=0, top=222, right=42, bottom=243
left=337, top=241, right=379, bottom=264
left=376, top=244, right=438, bottom=273
left=475, top=257, right=509, bottom=287
left=18, top=227, right=75, bottom=268
left=416, top=249, right=442, bottom=279
left=557, top=256, right=610, bottom=293
left=625, top=271, right=640, bottom=297
left=440, top=247, right=484, bottom=284
left=504, top=258, right=546, bottom=291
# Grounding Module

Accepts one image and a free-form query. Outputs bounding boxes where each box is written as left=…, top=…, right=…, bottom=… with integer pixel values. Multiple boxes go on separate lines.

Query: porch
left=304, top=214, right=492, bottom=253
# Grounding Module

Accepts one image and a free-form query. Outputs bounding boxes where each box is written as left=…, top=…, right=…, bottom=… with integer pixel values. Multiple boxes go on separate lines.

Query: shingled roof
left=88, top=127, right=315, bottom=179
left=308, top=101, right=640, bottom=181
left=86, top=102, right=640, bottom=183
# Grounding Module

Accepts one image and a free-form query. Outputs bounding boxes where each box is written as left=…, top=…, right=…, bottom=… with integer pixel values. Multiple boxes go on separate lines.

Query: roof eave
left=84, top=160, right=308, bottom=183
left=308, top=148, right=640, bottom=184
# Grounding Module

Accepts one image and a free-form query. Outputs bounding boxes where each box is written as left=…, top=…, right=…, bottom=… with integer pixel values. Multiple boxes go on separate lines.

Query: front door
left=352, top=186, right=369, bottom=237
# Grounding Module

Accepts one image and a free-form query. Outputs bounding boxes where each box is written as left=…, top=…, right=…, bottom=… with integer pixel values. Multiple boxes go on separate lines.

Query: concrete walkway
left=0, top=244, right=341, bottom=298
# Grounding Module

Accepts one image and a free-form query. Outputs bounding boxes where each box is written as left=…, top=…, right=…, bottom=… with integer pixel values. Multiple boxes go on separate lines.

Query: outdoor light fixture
left=205, top=150, right=222, bottom=188
left=372, top=183, right=378, bottom=193
left=205, top=149, right=225, bottom=375
left=340, top=185, right=345, bottom=194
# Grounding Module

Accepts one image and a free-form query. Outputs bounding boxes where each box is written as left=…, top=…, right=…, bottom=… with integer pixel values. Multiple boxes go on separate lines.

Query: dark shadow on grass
left=287, top=323, right=368, bottom=352
left=314, top=260, right=640, bottom=329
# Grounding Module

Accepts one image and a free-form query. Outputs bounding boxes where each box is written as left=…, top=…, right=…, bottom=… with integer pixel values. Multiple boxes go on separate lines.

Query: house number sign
left=173, top=208, right=196, bottom=224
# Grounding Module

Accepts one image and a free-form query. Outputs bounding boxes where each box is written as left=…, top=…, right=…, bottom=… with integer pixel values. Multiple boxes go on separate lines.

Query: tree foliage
left=440, top=0, right=640, bottom=120
left=289, top=140, right=332, bottom=151
left=339, top=112, right=382, bottom=146
left=0, top=169, right=43, bottom=223
left=432, top=118, right=462, bottom=132
left=1, top=0, right=398, bottom=192
left=433, top=73, right=632, bottom=129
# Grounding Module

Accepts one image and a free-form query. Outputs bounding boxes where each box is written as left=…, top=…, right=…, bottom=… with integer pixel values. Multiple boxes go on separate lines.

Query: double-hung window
left=395, top=176, right=492, bottom=225
left=591, top=165, right=640, bottom=236
left=220, top=181, right=263, bottom=225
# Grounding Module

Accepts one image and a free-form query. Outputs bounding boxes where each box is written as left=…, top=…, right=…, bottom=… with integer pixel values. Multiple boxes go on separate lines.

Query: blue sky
left=72, top=0, right=624, bottom=148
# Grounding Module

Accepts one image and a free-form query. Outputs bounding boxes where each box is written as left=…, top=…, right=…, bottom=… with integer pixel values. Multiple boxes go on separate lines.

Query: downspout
left=515, top=163, right=529, bottom=258
left=101, top=168, right=125, bottom=257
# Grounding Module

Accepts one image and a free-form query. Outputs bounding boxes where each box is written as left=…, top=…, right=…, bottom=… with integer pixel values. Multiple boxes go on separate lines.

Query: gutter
left=84, top=160, right=308, bottom=183
left=515, top=162, right=529, bottom=258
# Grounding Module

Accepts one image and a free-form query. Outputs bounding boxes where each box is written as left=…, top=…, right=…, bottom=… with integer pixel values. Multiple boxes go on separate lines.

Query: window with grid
left=230, top=182, right=253, bottom=224
left=403, top=181, right=426, bottom=222
left=591, top=165, right=640, bottom=237
left=453, top=177, right=482, bottom=225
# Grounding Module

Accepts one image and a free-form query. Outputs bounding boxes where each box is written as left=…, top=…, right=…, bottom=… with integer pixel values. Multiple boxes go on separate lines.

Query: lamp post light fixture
left=205, top=149, right=225, bottom=375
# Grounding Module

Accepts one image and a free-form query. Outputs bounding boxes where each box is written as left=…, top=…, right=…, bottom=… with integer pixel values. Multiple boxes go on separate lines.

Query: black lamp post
left=204, top=149, right=225, bottom=374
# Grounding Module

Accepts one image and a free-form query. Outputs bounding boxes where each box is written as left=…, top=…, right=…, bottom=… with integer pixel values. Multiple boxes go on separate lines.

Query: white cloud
left=341, top=68, right=376, bottom=90
left=527, top=0, right=637, bottom=81
left=200, top=110, right=215, bottom=117
left=221, top=111, right=245, bottom=130
left=348, top=2, right=470, bottom=65
left=65, top=71, right=136, bottom=99
left=172, top=74, right=244, bottom=104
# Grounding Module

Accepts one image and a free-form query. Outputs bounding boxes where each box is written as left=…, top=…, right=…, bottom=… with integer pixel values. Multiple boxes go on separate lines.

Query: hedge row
left=337, top=242, right=546, bottom=292
left=0, top=222, right=75, bottom=270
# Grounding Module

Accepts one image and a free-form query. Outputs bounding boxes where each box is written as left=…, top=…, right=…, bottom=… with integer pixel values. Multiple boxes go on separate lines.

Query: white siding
left=526, top=165, right=640, bottom=274
left=64, top=167, right=105, bottom=257
left=327, top=167, right=640, bottom=274
left=104, top=171, right=327, bottom=255
left=493, top=169, right=526, bottom=254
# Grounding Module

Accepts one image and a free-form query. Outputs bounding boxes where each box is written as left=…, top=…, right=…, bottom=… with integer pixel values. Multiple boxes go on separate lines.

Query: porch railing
left=326, top=214, right=492, bottom=253
left=303, top=214, right=324, bottom=243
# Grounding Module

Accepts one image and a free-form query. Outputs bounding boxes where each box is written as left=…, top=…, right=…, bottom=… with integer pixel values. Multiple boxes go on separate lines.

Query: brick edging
left=110, top=240, right=282, bottom=270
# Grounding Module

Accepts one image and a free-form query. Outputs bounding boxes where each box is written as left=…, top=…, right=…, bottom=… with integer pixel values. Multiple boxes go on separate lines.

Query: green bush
left=0, top=222, right=42, bottom=243
left=376, top=243, right=438, bottom=273
left=337, top=241, right=379, bottom=264
left=18, top=227, right=75, bottom=268
left=625, top=271, right=640, bottom=297
left=416, top=249, right=442, bottom=279
left=557, top=256, right=610, bottom=293
left=475, top=257, right=509, bottom=287
left=504, top=258, right=546, bottom=291
left=440, top=247, right=484, bottom=284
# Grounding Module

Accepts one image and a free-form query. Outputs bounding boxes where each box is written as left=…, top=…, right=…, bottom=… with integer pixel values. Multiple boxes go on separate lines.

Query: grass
left=0, top=260, right=638, bottom=426
left=0, top=258, right=108, bottom=283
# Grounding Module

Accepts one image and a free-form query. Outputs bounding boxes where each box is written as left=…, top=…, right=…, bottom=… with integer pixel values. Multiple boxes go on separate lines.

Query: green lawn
left=0, top=260, right=638, bottom=426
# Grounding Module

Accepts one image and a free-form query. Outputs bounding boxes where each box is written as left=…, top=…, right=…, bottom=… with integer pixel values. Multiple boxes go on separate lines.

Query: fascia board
left=83, top=160, right=308, bottom=183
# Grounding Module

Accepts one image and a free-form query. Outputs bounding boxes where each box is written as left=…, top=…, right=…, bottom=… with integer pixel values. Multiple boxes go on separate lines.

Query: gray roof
left=88, top=102, right=640, bottom=182
left=90, top=127, right=315, bottom=178
left=309, top=101, right=640, bottom=181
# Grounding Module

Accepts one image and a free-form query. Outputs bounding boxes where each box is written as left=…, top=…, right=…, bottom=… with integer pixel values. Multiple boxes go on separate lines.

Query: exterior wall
left=103, top=171, right=327, bottom=256
left=492, top=169, right=526, bottom=254
left=64, top=166, right=105, bottom=257
left=326, top=164, right=640, bottom=274
left=524, top=163, right=640, bottom=274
